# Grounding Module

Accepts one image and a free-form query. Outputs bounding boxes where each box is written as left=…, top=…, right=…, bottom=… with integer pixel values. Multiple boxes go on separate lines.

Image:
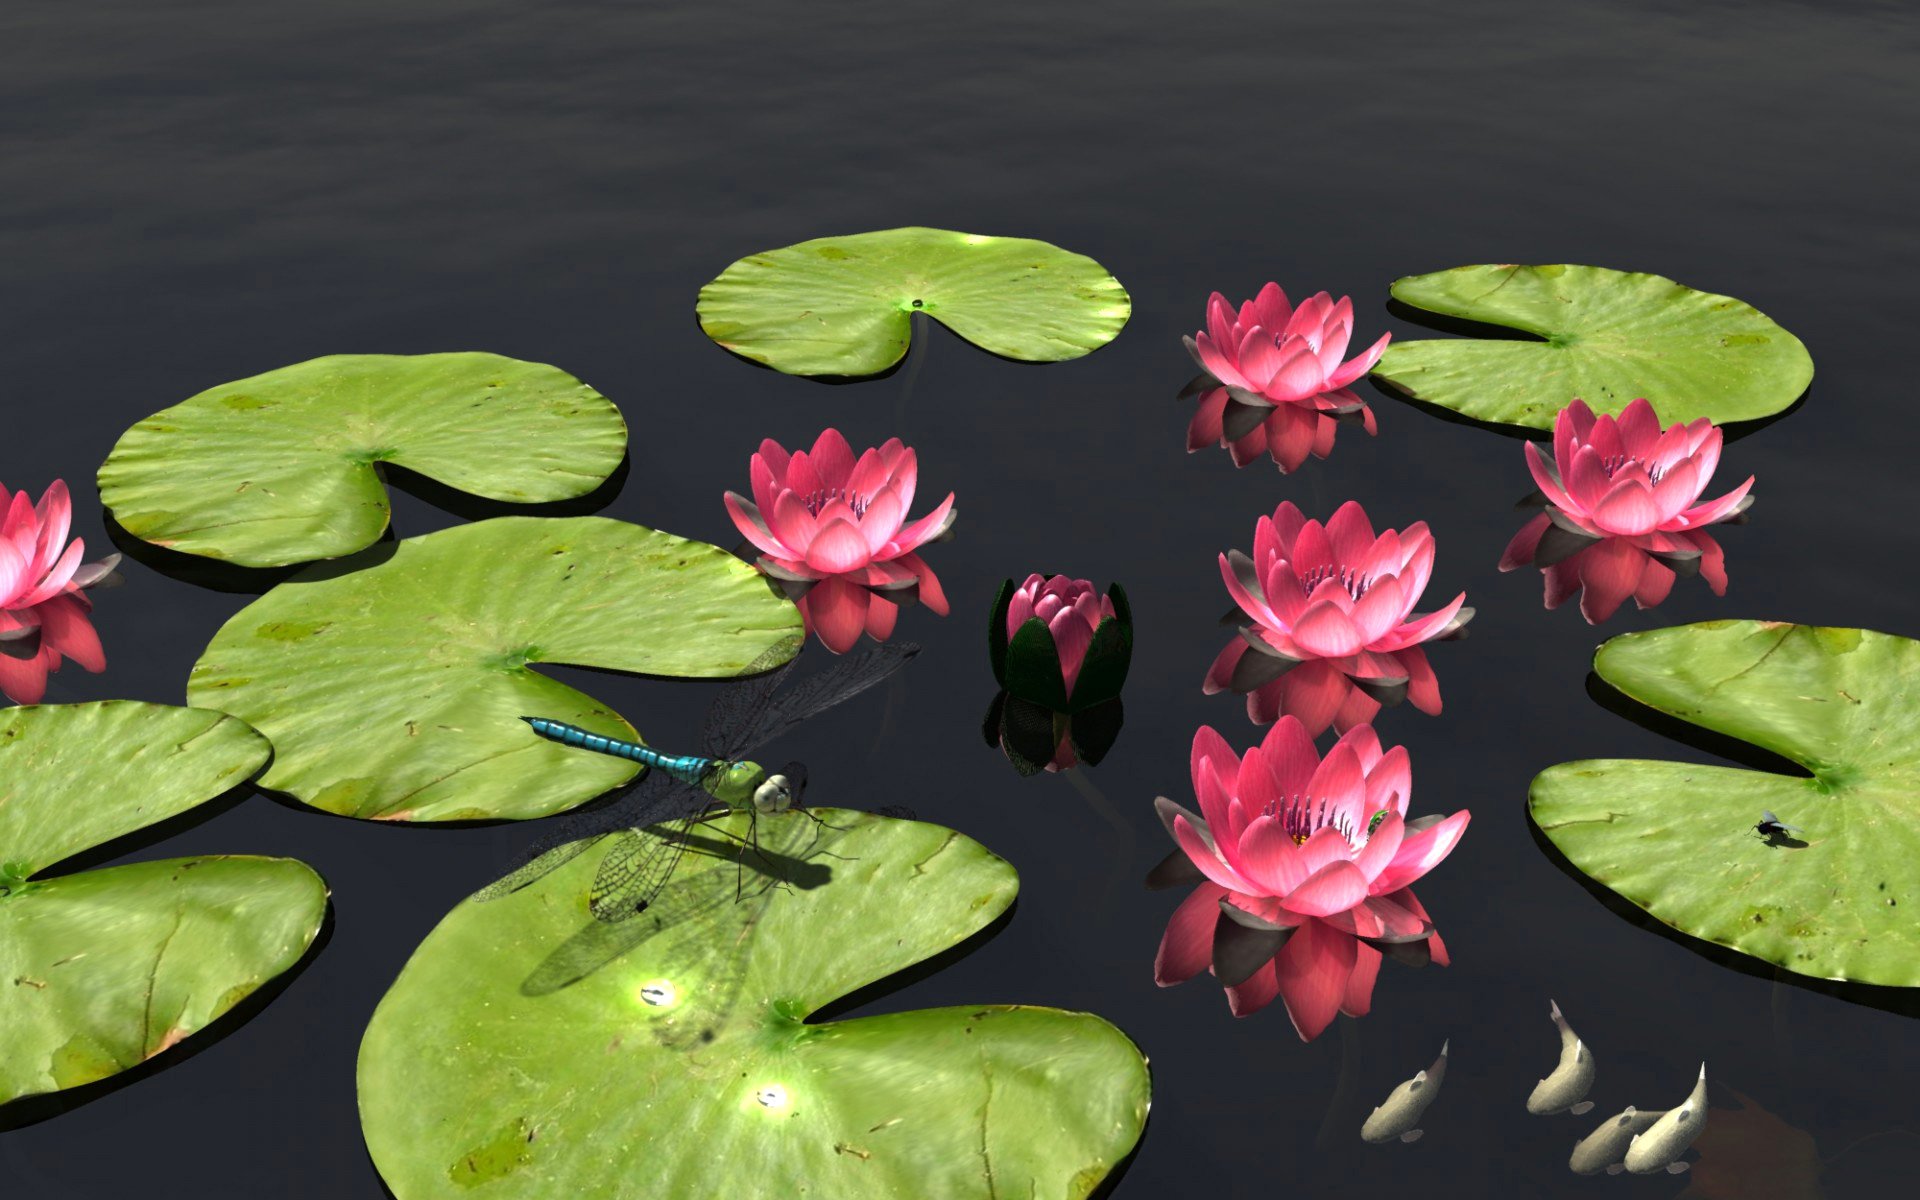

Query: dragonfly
left=475, top=637, right=917, bottom=923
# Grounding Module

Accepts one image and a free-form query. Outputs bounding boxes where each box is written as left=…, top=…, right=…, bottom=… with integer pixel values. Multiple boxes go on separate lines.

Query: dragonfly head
left=752, top=761, right=808, bottom=815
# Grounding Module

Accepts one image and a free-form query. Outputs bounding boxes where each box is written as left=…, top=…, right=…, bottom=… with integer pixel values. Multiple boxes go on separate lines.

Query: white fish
left=1622, top=1062, right=1709, bottom=1175
left=1361, top=1040, right=1448, bottom=1144
left=1568, top=1105, right=1666, bottom=1175
left=1526, top=998, right=1595, bottom=1116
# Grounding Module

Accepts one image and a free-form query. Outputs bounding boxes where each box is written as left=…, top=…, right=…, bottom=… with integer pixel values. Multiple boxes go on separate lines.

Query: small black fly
left=1753, top=810, right=1803, bottom=841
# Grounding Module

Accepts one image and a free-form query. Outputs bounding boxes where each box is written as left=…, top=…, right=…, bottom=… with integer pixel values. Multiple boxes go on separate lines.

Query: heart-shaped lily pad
left=358, top=810, right=1149, bottom=1198
left=1531, top=620, right=1920, bottom=988
left=0, top=701, right=327, bottom=1108
left=98, top=353, right=629, bottom=567
left=696, top=227, right=1131, bottom=376
left=1372, top=265, right=1813, bottom=430
left=187, top=516, right=802, bottom=823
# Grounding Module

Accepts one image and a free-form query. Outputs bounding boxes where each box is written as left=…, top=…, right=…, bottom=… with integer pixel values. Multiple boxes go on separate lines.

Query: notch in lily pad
left=1371, top=265, right=1813, bottom=431
left=0, top=701, right=327, bottom=1116
left=1531, top=620, right=1920, bottom=994
left=697, top=227, right=1131, bottom=377
left=187, top=516, right=802, bottom=823
left=98, top=353, right=629, bottom=568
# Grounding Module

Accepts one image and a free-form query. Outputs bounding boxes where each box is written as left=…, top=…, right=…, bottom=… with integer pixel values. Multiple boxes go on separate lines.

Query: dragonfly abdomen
left=520, top=717, right=715, bottom=783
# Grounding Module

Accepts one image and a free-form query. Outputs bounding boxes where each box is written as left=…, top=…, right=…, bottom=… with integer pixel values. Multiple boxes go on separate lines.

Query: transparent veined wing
left=727, top=641, right=920, bottom=758
left=701, top=636, right=804, bottom=758
left=473, top=767, right=714, bottom=905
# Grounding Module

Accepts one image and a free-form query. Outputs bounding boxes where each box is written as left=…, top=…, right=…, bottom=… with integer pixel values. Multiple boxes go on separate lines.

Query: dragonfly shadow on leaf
left=518, top=827, right=835, bottom=998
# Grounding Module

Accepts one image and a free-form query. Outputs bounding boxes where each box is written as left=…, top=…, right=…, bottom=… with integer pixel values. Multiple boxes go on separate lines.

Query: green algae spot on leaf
left=0, top=701, right=326, bottom=1109
left=358, top=810, right=1149, bottom=1199
left=98, top=353, right=629, bottom=568
left=187, top=516, right=803, bottom=823
left=697, top=227, right=1131, bottom=377
left=1372, top=265, right=1813, bottom=430
left=1530, top=621, right=1920, bottom=990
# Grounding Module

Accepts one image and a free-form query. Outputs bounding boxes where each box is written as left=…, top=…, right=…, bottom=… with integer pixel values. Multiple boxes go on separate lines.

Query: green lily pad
left=1372, top=265, right=1813, bottom=429
left=1530, top=620, right=1920, bottom=988
left=358, top=810, right=1149, bottom=1199
left=187, top=516, right=802, bottom=823
left=98, top=353, right=629, bottom=568
left=0, top=701, right=327, bottom=1108
left=697, top=227, right=1131, bottom=376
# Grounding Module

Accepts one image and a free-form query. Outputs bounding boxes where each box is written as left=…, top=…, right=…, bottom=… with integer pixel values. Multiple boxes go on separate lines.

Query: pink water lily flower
left=1153, top=719, right=1465, bottom=1040
left=1181, top=284, right=1389, bottom=473
left=1204, top=501, right=1471, bottom=736
left=725, top=429, right=955, bottom=654
left=2, top=479, right=116, bottom=705
left=1499, top=398, right=1753, bottom=623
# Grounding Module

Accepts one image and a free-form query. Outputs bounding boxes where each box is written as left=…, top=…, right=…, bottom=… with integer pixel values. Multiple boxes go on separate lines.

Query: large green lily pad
left=697, top=227, right=1131, bottom=376
left=1531, top=621, right=1920, bottom=988
left=187, top=516, right=802, bottom=823
left=0, top=701, right=327, bottom=1108
left=98, top=353, right=629, bottom=567
left=359, top=810, right=1149, bottom=1199
left=1372, top=265, right=1813, bottom=429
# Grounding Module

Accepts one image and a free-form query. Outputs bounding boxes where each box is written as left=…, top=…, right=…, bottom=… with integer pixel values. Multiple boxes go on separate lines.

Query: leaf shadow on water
left=377, top=453, right=630, bottom=522
left=105, top=513, right=408, bottom=594
left=0, top=901, right=335, bottom=1132
left=1532, top=675, right=1920, bottom=1018
left=1370, top=298, right=1810, bottom=444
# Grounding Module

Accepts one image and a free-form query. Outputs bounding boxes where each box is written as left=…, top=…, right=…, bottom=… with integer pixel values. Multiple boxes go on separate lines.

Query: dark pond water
left=5, top=1, right=1919, bottom=1195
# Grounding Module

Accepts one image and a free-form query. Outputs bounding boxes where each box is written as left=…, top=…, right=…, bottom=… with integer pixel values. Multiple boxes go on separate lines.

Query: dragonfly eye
left=753, top=776, right=793, bottom=814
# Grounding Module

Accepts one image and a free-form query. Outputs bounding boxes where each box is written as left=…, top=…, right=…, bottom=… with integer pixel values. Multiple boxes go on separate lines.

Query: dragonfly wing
left=471, top=837, right=600, bottom=901
left=703, top=637, right=804, bottom=757
left=732, top=640, right=920, bottom=757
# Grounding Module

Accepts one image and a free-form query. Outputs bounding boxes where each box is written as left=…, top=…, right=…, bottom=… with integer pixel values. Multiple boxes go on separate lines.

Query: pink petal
left=1372, top=810, right=1470, bottom=893
left=1264, top=346, right=1329, bottom=404
left=1271, top=661, right=1350, bottom=736
left=1202, top=638, right=1246, bottom=696
left=896, top=551, right=948, bottom=615
left=1351, top=811, right=1405, bottom=885
left=1615, top=398, right=1662, bottom=456
left=1634, top=559, right=1676, bottom=609
left=1187, top=388, right=1228, bottom=450
left=859, top=486, right=905, bottom=555
left=724, top=492, right=791, bottom=559
left=1324, top=502, right=1376, bottom=565
left=1347, top=575, right=1407, bottom=646
left=1592, top=478, right=1662, bottom=537
left=1265, top=404, right=1319, bottom=473
left=1237, top=814, right=1310, bottom=896
left=1564, top=444, right=1612, bottom=515
left=1330, top=685, right=1381, bottom=734
left=1225, top=959, right=1282, bottom=1017
left=1274, top=919, right=1358, bottom=1041
left=1677, top=476, right=1753, bottom=528
left=1174, top=814, right=1255, bottom=893
left=864, top=594, right=899, bottom=641
left=1400, top=646, right=1441, bottom=715
left=1575, top=537, right=1647, bottom=623
left=767, top=490, right=818, bottom=553
left=801, top=577, right=869, bottom=654
left=1051, top=608, right=1095, bottom=696
left=1691, top=530, right=1728, bottom=595
left=1236, top=325, right=1284, bottom=389
left=1281, top=860, right=1369, bottom=918
left=1524, top=441, right=1573, bottom=510
left=802, top=519, right=873, bottom=574
left=1250, top=282, right=1293, bottom=331
left=883, top=492, right=955, bottom=555
left=1306, top=742, right=1366, bottom=828
left=1155, top=882, right=1229, bottom=986
left=1374, top=591, right=1466, bottom=652
left=809, top=428, right=856, bottom=487
left=1364, top=744, right=1412, bottom=818
left=1500, top=513, right=1550, bottom=572
left=1324, top=331, right=1391, bottom=391
left=1291, top=601, right=1365, bottom=658
left=1341, top=944, right=1383, bottom=1018
left=1260, top=716, right=1320, bottom=797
